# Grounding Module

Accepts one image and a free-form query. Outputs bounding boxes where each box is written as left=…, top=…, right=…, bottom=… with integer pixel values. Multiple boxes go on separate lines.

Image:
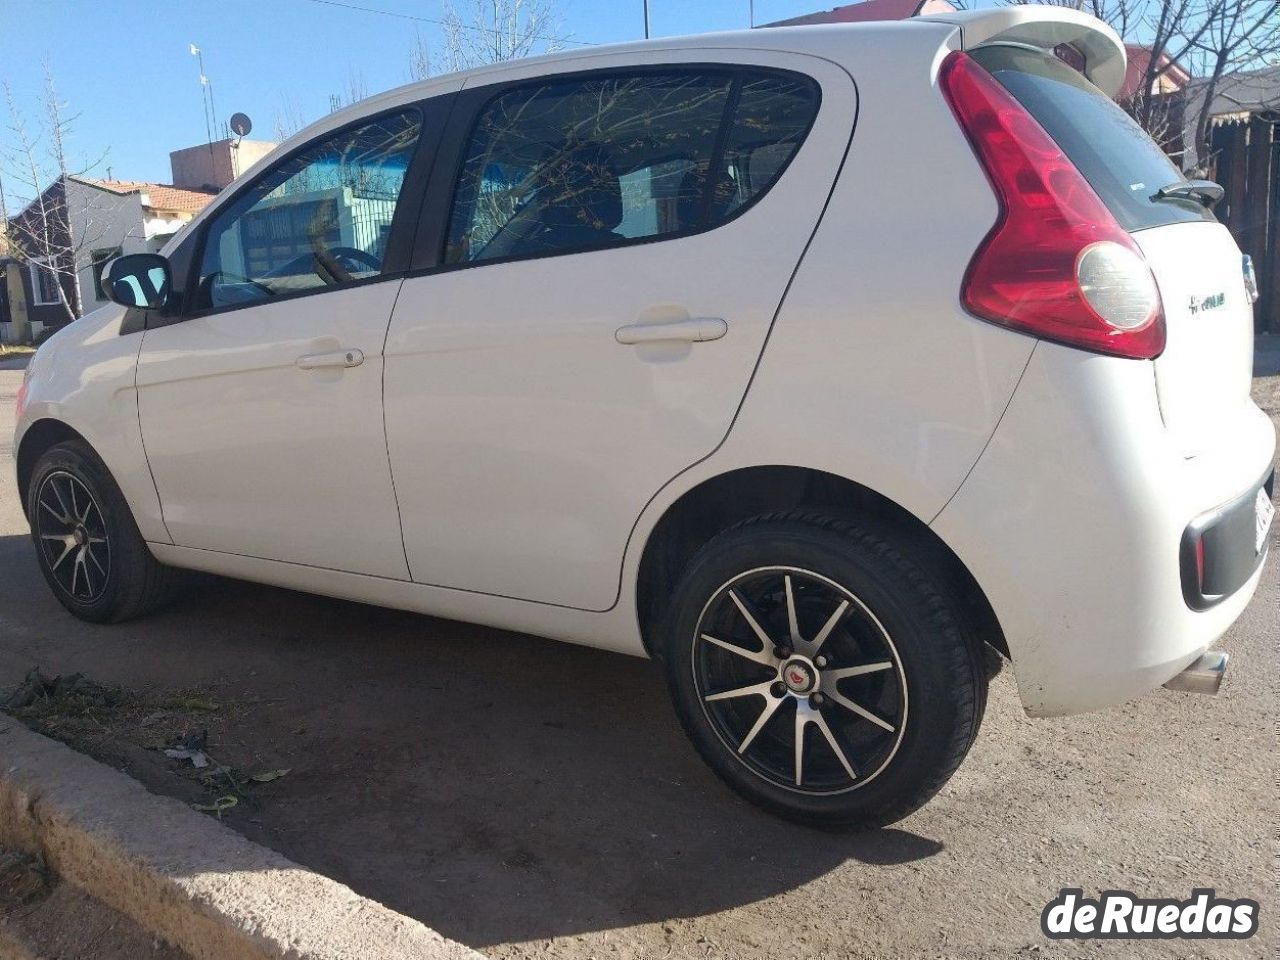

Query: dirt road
left=0, top=350, right=1274, bottom=959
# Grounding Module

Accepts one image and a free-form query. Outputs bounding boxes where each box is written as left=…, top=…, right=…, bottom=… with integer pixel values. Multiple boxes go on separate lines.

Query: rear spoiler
left=917, top=7, right=1127, bottom=97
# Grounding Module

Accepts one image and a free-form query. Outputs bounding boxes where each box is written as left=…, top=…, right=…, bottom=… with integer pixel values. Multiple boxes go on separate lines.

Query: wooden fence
left=1208, top=115, right=1279, bottom=333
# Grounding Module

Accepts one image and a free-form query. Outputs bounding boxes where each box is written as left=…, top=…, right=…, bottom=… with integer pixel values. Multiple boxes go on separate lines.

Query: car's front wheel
left=662, top=512, right=986, bottom=828
left=27, top=440, right=172, bottom=623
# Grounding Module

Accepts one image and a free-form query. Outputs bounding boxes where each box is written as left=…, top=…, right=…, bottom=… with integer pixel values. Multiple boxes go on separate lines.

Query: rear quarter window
left=970, top=44, right=1215, bottom=232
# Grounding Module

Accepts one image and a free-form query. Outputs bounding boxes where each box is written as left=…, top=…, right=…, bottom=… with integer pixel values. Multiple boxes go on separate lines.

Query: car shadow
left=0, top=533, right=944, bottom=948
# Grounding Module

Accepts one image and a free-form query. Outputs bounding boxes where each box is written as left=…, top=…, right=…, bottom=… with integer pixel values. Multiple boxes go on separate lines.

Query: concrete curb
left=0, top=717, right=485, bottom=960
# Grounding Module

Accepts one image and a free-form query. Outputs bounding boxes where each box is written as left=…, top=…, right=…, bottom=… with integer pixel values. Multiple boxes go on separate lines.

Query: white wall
left=65, top=181, right=198, bottom=311
left=66, top=180, right=147, bottom=310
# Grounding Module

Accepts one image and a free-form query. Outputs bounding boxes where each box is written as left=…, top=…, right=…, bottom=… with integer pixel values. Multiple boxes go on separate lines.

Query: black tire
left=26, top=440, right=172, bottom=623
left=661, top=511, right=986, bottom=829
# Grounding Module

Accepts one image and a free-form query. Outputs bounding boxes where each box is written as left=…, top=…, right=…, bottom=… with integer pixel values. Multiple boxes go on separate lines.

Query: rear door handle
left=295, top=348, right=365, bottom=370
left=615, top=317, right=727, bottom=345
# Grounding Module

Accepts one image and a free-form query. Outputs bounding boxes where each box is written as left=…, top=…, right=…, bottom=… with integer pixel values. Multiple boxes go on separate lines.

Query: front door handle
left=615, top=317, right=727, bottom=345
left=295, top=348, right=365, bottom=370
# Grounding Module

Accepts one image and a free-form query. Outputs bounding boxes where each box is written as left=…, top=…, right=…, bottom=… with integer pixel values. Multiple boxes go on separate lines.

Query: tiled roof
left=1117, top=45, right=1191, bottom=101
left=74, top=177, right=218, bottom=214
left=763, top=0, right=954, bottom=27
left=1185, top=64, right=1280, bottom=119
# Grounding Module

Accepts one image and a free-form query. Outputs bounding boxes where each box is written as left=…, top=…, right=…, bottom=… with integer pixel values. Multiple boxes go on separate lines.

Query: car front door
left=384, top=52, right=855, bottom=609
left=136, top=99, right=449, bottom=578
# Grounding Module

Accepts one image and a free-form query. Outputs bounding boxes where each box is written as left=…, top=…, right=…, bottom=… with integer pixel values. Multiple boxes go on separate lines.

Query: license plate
left=1257, top=487, right=1275, bottom=554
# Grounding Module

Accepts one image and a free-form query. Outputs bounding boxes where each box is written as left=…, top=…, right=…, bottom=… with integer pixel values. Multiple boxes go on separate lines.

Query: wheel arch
left=16, top=419, right=92, bottom=521
left=635, top=465, right=1008, bottom=661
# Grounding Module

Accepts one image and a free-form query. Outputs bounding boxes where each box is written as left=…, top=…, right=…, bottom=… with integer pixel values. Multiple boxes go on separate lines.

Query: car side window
left=711, top=73, right=820, bottom=221
left=444, top=68, right=819, bottom=265
left=194, top=110, right=422, bottom=311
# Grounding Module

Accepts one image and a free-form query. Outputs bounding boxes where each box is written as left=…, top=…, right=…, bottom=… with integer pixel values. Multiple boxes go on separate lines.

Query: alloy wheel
left=35, top=471, right=111, bottom=603
left=692, top=566, right=907, bottom=795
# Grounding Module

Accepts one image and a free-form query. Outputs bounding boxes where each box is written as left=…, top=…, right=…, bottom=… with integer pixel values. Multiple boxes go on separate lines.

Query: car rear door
left=135, top=95, right=453, bottom=578
left=384, top=51, right=855, bottom=611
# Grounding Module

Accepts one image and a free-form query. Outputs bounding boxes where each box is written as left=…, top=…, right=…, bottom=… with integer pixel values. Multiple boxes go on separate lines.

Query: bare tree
left=442, top=0, right=569, bottom=72
left=329, top=69, right=370, bottom=114
left=0, top=165, right=11, bottom=259
left=274, top=65, right=377, bottom=144
left=1003, top=0, right=1279, bottom=166
left=274, top=93, right=309, bottom=142
left=274, top=3, right=565, bottom=145
left=1182, top=0, right=1280, bottom=173
left=409, top=30, right=433, bottom=82
left=0, top=60, right=122, bottom=325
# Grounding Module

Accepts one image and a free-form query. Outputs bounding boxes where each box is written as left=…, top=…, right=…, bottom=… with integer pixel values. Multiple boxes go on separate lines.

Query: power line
left=298, top=0, right=598, bottom=47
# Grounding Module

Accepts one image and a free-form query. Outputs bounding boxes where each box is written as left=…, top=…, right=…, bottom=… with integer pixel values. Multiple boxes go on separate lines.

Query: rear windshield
left=970, top=44, right=1215, bottom=232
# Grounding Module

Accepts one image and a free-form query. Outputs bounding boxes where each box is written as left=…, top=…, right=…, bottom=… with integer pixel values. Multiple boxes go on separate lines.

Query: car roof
left=305, top=19, right=949, bottom=143
left=227, top=6, right=1124, bottom=199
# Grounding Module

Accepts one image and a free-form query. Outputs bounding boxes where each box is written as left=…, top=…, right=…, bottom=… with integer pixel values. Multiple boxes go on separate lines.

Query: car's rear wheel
left=27, top=440, right=172, bottom=623
left=661, top=511, right=986, bottom=828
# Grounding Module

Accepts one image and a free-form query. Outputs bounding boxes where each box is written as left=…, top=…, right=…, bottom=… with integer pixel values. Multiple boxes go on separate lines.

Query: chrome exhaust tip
left=1163, top=651, right=1229, bottom=696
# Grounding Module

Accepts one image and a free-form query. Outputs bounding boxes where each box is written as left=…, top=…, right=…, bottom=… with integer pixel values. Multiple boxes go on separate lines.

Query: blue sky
left=0, top=0, right=888, bottom=189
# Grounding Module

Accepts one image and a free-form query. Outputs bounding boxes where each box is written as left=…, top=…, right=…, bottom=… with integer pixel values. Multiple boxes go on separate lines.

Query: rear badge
left=1188, top=292, right=1226, bottom=314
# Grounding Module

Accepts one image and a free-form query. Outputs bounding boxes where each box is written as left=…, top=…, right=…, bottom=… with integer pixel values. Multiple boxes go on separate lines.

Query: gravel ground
left=0, top=343, right=1275, bottom=960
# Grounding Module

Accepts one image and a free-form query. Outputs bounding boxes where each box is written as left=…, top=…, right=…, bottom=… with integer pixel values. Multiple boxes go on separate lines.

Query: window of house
left=445, top=68, right=820, bottom=264
left=91, top=247, right=122, bottom=301
left=28, top=258, right=62, bottom=306
left=194, top=109, right=422, bottom=311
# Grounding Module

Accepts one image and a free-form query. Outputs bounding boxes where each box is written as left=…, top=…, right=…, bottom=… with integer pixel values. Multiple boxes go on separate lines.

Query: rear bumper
left=1180, top=468, right=1273, bottom=610
left=932, top=341, right=1275, bottom=717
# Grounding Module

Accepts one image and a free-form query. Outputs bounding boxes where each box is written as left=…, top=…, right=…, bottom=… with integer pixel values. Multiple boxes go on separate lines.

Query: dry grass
left=2, top=670, right=273, bottom=817
left=0, top=852, right=51, bottom=909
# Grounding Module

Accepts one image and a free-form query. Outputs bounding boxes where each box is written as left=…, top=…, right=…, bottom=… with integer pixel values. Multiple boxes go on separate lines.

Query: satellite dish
left=229, top=112, right=252, bottom=138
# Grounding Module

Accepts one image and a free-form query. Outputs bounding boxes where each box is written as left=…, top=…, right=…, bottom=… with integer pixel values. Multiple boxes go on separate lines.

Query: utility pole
left=643, top=0, right=650, bottom=38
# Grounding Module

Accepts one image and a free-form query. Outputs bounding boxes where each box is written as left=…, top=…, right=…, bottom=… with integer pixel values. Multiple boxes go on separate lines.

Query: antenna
left=228, top=113, right=253, bottom=179
left=229, top=112, right=252, bottom=143
left=190, top=43, right=222, bottom=149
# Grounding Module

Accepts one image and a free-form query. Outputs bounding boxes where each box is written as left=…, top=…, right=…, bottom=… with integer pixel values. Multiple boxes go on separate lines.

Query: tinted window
left=445, top=69, right=819, bottom=264
left=195, top=110, right=421, bottom=310
left=971, top=45, right=1213, bottom=232
left=710, top=73, right=820, bottom=221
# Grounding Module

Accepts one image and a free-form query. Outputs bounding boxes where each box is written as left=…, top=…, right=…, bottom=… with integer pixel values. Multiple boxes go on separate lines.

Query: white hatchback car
left=16, top=7, right=1274, bottom=826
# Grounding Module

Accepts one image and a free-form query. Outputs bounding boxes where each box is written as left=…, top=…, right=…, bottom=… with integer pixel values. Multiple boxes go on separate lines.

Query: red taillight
left=938, top=51, right=1165, bottom=360
left=1194, top=534, right=1206, bottom=589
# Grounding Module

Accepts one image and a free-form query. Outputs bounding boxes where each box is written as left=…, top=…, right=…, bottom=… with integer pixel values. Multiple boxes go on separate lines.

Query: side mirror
left=104, top=253, right=171, bottom=309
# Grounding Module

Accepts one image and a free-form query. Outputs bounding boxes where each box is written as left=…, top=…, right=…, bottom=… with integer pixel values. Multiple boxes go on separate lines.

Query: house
left=0, top=136, right=276, bottom=342
left=1178, top=65, right=1280, bottom=172
left=170, top=137, right=278, bottom=193
left=1117, top=45, right=1191, bottom=101
left=0, top=259, right=15, bottom=340
left=0, top=176, right=218, bottom=341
